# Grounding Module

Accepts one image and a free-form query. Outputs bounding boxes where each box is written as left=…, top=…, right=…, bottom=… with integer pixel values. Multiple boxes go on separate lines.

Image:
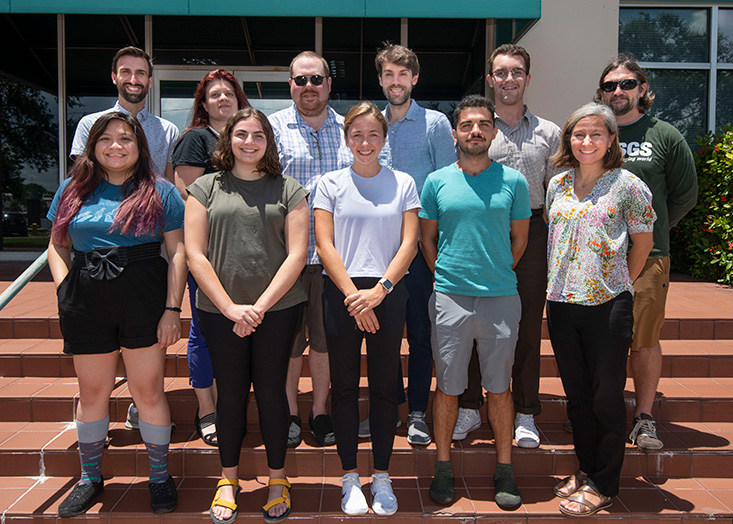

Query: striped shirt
left=269, top=104, right=353, bottom=264
left=489, top=106, right=562, bottom=209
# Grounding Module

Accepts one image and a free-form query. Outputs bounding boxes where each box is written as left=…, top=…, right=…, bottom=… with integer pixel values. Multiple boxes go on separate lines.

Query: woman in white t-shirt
left=313, top=101, right=420, bottom=517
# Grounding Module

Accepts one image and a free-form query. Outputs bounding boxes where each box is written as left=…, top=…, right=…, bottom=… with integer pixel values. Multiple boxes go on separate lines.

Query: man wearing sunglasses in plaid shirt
left=269, top=51, right=353, bottom=450
left=592, top=54, right=697, bottom=453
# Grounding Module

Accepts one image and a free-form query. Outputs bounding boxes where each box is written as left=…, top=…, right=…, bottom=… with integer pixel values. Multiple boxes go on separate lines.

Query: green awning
left=4, top=0, right=540, bottom=18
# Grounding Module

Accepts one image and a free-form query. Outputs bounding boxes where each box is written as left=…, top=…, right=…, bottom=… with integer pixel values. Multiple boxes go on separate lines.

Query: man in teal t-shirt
left=420, top=95, right=530, bottom=510
left=595, top=54, right=697, bottom=453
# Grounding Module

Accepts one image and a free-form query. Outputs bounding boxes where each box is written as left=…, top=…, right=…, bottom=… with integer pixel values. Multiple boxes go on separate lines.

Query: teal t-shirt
left=419, top=161, right=531, bottom=297
left=47, top=177, right=185, bottom=251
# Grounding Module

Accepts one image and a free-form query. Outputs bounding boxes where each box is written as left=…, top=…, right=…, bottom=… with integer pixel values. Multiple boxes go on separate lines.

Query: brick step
left=0, top=375, right=731, bottom=425
left=1, top=421, right=732, bottom=480
left=3, top=474, right=732, bottom=522
left=2, top=339, right=733, bottom=379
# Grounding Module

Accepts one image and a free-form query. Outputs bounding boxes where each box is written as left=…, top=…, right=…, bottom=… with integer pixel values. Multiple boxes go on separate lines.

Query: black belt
left=531, top=207, right=544, bottom=218
left=73, top=242, right=161, bottom=281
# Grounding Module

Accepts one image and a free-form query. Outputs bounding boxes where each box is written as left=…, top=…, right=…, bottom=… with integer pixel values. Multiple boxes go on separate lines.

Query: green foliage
left=670, top=127, right=733, bottom=284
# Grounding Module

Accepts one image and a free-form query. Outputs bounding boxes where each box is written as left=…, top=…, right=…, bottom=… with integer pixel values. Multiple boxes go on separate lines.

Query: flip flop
left=195, top=410, right=218, bottom=447
left=553, top=470, right=588, bottom=498
left=262, top=477, right=292, bottom=523
left=210, top=478, right=240, bottom=524
left=558, top=484, right=613, bottom=517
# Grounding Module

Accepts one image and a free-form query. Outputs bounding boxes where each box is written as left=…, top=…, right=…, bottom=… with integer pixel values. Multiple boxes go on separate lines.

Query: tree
left=0, top=75, right=58, bottom=246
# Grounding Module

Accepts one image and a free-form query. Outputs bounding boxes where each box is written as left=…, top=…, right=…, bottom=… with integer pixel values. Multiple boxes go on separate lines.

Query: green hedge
left=670, top=127, right=733, bottom=284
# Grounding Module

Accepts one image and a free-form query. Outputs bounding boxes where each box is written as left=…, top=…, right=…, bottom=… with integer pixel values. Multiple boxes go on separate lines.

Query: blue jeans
left=187, top=273, right=214, bottom=389
left=398, top=248, right=434, bottom=412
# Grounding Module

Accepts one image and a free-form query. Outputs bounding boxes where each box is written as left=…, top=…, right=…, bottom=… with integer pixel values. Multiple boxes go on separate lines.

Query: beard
left=457, top=138, right=489, bottom=158
left=606, top=94, right=637, bottom=116
left=119, top=83, right=149, bottom=104
left=384, top=86, right=411, bottom=107
left=295, top=89, right=328, bottom=117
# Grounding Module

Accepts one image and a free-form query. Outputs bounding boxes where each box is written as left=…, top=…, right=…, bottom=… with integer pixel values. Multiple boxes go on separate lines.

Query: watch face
left=380, top=278, right=393, bottom=292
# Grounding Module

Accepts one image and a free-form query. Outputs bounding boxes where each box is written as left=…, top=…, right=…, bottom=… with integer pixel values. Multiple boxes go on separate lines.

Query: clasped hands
left=345, top=285, right=387, bottom=334
left=225, top=303, right=265, bottom=338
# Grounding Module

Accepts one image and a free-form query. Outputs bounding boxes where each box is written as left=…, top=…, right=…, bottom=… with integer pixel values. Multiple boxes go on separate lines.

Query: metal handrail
left=0, top=250, right=49, bottom=311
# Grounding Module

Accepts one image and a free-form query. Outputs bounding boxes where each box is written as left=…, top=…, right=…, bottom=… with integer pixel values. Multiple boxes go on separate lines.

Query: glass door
left=152, top=66, right=291, bottom=133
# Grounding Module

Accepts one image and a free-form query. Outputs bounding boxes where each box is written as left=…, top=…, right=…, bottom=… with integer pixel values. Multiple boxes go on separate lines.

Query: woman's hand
left=345, top=285, right=387, bottom=316
left=224, top=304, right=264, bottom=336
left=354, top=309, right=380, bottom=333
left=156, top=310, right=181, bottom=348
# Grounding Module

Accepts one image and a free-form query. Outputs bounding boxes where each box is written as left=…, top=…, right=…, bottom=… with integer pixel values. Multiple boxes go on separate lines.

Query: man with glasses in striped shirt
left=453, top=44, right=561, bottom=449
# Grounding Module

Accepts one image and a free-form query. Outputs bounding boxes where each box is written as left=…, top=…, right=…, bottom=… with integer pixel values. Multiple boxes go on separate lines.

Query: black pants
left=546, top=292, right=633, bottom=497
left=323, top=276, right=407, bottom=471
left=459, top=211, right=547, bottom=412
left=198, top=305, right=302, bottom=470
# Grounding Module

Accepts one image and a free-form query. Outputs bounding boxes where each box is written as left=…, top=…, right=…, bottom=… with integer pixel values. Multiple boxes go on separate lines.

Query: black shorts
left=57, top=257, right=168, bottom=355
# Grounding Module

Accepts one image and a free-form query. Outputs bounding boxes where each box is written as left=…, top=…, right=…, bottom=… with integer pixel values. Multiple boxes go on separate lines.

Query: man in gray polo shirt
left=70, top=46, right=179, bottom=181
left=453, top=44, right=561, bottom=449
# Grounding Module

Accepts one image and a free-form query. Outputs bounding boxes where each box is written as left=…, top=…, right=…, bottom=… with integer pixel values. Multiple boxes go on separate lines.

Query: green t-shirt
left=618, top=114, right=698, bottom=258
left=187, top=171, right=308, bottom=314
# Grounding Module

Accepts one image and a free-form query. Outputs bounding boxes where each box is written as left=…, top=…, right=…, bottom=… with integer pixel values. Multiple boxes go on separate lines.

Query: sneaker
left=125, top=403, right=139, bottom=429
left=407, top=411, right=431, bottom=446
left=371, top=473, right=398, bottom=515
left=149, top=475, right=177, bottom=514
left=341, top=473, right=368, bottom=515
left=629, top=413, right=664, bottom=451
left=58, top=480, right=104, bottom=517
left=429, top=461, right=454, bottom=505
left=514, top=413, right=540, bottom=448
left=287, top=415, right=302, bottom=448
left=309, top=412, right=336, bottom=446
left=125, top=403, right=176, bottom=432
left=452, top=407, right=481, bottom=440
left=357, top=417, right=401, bottom=439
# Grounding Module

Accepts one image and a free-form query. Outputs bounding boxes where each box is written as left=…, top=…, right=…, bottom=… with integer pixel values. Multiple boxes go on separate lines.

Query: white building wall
left=514, top=0, right=619, bottom=128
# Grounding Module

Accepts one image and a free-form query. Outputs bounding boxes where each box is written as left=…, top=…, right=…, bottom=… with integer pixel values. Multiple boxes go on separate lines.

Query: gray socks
left=76, top=416, right=109, bottom=484
left=139, top=419, right=171, bottom=484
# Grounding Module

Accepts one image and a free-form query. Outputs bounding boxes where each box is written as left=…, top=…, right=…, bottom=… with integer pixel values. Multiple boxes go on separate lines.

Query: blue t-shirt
left=47, top=178, right=185, bottom=251
left=419, top=161, right=531, bottom=297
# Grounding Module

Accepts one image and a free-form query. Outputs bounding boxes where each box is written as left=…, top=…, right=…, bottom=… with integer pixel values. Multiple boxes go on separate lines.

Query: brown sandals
left=553, top=469, right=588, bottom=498
left=558, top=484, right=613, bottom=517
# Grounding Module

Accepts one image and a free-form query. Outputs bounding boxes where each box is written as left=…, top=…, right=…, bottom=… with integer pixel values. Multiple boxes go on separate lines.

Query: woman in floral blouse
left=545, top=102, right=655, bottom=517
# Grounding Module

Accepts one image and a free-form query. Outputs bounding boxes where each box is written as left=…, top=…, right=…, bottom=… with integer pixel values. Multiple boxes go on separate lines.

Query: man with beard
left=420, top=95, right=530, bottom=509
left=454, top=44, right=561, bottom=448
left=358, top=43, right=455, bottom=447
left=592, top=55, right=697, bottom=452
left=70, top=46, right=179, bottom=181
left=269, top=51, right=352, bottom=449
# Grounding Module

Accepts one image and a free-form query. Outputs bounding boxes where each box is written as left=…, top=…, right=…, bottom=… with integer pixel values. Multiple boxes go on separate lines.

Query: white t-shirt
left=313, top=166, right=420, bottom=278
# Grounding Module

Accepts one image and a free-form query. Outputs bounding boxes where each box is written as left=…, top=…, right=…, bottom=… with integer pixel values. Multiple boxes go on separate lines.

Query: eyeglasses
left=600, top=79, right=641, bottom=92
left=291, top=74, right=326, bottom=87
left=491, top=68, right=526, bottom=80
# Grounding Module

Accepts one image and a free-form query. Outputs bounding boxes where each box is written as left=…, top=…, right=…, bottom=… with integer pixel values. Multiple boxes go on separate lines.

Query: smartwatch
left=378, top=277, right=394, bottom=294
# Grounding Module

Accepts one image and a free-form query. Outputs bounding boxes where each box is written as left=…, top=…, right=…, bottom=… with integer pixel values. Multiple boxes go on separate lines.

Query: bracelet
left=165, top=306, right=182, bottom=313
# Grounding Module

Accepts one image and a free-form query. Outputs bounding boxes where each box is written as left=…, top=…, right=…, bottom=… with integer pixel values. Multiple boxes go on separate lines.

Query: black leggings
left=323, top=276, right=407, bottom=471
left=546, top=292, right=633, bottom=497
left=198, top=304, right=302, bottom=470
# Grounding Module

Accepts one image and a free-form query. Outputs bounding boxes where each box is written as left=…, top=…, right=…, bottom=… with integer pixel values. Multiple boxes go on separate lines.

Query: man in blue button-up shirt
left=372, top=44, right=456, bottom=447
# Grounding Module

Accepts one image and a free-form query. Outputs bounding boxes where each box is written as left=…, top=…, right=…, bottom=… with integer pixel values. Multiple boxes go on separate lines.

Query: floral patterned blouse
left=546, top=167, right=656, bottom=305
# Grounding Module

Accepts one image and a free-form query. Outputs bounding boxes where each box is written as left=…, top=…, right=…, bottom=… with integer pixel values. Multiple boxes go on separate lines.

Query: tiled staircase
left=1, top=276, right=732, bottom=522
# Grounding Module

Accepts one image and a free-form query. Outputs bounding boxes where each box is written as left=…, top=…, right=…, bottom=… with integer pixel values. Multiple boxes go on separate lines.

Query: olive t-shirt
left=187, top=171, right=309, bottom=314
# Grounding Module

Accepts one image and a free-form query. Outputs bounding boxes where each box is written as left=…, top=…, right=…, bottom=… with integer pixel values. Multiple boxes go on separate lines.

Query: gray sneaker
left=629, top=413, right=663, bottom=451
left=287, top=415, right=302, bottom=447
left=407, top=411, right=431, bottom=445
left=125, top=403, right=176, bottom=432
left=357, top=417, right=401, bottom=439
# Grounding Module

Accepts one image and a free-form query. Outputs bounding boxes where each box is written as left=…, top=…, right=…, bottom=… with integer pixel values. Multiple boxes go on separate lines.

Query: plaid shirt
left=269, top=104, right=353, bottom=264
left=489, top=106, right=562, bottom=209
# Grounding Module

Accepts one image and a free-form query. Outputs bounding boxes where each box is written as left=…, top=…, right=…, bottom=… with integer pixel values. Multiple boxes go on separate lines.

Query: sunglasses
left=291, top=74, right=326, bottom=87
left=600, top=79, right=641, bottom=92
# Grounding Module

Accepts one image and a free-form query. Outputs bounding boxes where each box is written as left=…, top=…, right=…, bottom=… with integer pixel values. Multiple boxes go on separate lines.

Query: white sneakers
left=452, top=407, right=482, bottom=440
left=370, top=473, right=398, bottom=515
left=514, top=413, right=540, bottom=448
left=340, top=473, right=398, bottom=516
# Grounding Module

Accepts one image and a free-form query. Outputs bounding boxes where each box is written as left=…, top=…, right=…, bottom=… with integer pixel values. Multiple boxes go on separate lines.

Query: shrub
left=670, top=127, right=733, bottom=284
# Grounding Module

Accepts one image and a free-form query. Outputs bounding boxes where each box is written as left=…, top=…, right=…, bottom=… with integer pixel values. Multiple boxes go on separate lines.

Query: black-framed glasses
left=491, top=68, right=526, bottom=80
left=600, top=79, right=641, bottom=92
left=292, top=74, right=326, bottom=87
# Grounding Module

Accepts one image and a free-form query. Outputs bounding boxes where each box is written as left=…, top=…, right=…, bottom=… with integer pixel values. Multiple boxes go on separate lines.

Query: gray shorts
left=291, top=264, right=328, bottom=356
left=429, top=291, right=521, bottom=395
